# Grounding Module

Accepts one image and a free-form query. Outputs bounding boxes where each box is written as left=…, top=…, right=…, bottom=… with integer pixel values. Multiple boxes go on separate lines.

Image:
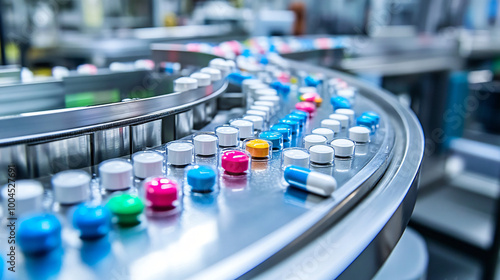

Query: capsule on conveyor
left=200, top=67, right=222, bottom=81
left=190, top=72, right=212, bottom=86
left=330, top=96, right=351, bottom=110
left=174, top=77, right=198, bottom=92
left=284, top=165, right=336, bottom=197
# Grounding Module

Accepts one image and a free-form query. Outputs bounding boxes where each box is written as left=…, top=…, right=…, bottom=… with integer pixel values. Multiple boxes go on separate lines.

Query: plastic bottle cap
left=201, top=67, right=222, bottom=81
left=18, top=214, right=62, bottom=254
left=312, top=128, right=335, bottom=141
left=335, top=108, right=355, bottom=125
left=254, top=101, right=275, bottom=114
left=258, top=95, right=280, bottom=107
left=2, top=180, right=43, bottom=217
left=99, top=160, right=133, bottom=190
left=107, top=194, right=145, bottom=226
left=349, top=126, right=371, bottom=143
left=174, top=77, right=198, bottom=92
left=187, top=166, right=216, bottom=193
left=243, top=115, right=264, bottom=130
left=321, top=119, right=341, bottom=132
left=309, top=145, right=334, bottom=164
left=230, top=119, right=254, bottom=139
left=329, top=114, right=349, bottom=128
left=209, top=58, right=231, bottom=74
left=247, top=109, right=268, bottom=122
left=254, top=88, right=278, bottom=98
left=193, top=134, right=218, bottom=156
left=52, top=170, right=91, bottom=204
left=304, top=134, right=327, bottom=149
left=73, top=203, right=111, bottom=239
left=133, top=151, right=164, bottom=178
left=190, top=72, right=211, bottom=86
left=331, top=139, right=355, bottom=157
left=221, top=150, right=250, bottom=174
left=167, top=142, right=194, bottom=166
left=145, top=177, right=178, bottom=209
left=246, top=139, right=270, bottom=158
left=283, top=149, right=310, bottom=168
left=216, top=126, right=239, bottom=147
left=242, top=79, right=263, bottom=95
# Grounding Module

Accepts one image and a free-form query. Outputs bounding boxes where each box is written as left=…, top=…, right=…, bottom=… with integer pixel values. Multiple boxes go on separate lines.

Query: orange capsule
left=245, top=139, right=270, bottom=158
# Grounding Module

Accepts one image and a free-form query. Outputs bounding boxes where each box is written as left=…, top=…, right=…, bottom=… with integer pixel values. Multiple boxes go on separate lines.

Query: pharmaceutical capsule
left=284, top=165, right=336, bottom=197
left=295, top=101, right=316, bottom=114
left=279, top=119, right=299, bottom=134
left=187, top=165, right=217, bottom=193
left=330, top=96, right=351, bottom=110
left=243, top=115, right=264, bottom=131
left=356, top=115, right=377, bottom=131
left=321, top=119, right=341, bottom=133
left=174, top=77, right=198, bottom=92
left=349, top=126, right=371, bottom=143
left=221, top=150, right=250, bottom=174
left=270, top=124, right=292, bottom=142
left=259, top=131, right=283, bottom=150
left=312, top=127, right=334, bottom=141
left=73, top=203, right=111, bottom=239
left=361, top=111, right=380, bottom=125
left=335, top=108, right=355, bottom=125
left=285, top=114, right=305, bottom=128
left=230, top=119, right=254, bottom=139
left=18, top=214, right=62, bottom=254
left=245, top=139, right=271, bottom=158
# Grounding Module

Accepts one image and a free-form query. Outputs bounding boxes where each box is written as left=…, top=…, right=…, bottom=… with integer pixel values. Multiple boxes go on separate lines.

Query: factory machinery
left=0, top=37, right=424, bottom=280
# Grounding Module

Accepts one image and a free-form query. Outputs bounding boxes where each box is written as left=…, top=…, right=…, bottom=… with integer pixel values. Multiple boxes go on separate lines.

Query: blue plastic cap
left=284, top=165, right=311, bottom=189
left=187, top=165, right=216, bottom=193
left=242, top=49, right=252, bottom=57
left=73, top=203, right=112, bottom=239
left=227, top=72, right=251, bottom=86
left=330, top=96, right=351, bottom=110
left=270, top=81, right=282, bottom=91
left=285, top=114, right=305, bottom=127
left=279, top=119, right=299, bottom=134
left=259, top=131, right=283, bottom=150
left=291, top=110, right=309, bottom=119
left=361, top=111, right=380, bottom=125
left=357, top=115, right=377, bottom=131
left=18, top=214, right=62, bottom=255
left=260, top=56, right=269, bottom=65
left=270, top=124, right=292, bottom=141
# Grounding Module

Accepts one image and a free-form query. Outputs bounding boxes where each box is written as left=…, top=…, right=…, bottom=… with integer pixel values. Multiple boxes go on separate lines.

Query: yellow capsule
left=245, top=139, right=270, bottom=158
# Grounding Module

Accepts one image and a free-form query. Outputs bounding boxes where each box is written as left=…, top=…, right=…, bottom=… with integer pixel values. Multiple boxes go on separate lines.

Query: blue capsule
left=284, top=165, right=336, bottom=197
left=18, top=214, right=62, bottom=255
left=330, top=96, right=351, bottom=110
left=73, top=203, right=112, bottom=239
left=270, top=124, right=292, bottom=142
left=279, top=119, right=299, bottom=134
left=291, top=110, right=308, bottom=121
left=285, top=114, right=305, bottom=128
left=305, top=76, right=321, bottom=87
left=227, top=72, right=251, bottom=86
left=259, top=131, right=283, bottom=150
left=361, top=111, right=380, bottom=125
left=187, top=165, right=217, bottom=193
left=357, top=115, right=377, bottom=131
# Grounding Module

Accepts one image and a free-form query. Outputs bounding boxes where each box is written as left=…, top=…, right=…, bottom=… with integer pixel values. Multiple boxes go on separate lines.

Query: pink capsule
left=295, top=101, right=316, bottom=115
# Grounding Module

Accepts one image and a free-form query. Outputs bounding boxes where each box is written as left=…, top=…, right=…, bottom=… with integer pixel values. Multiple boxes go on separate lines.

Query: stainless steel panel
left=27, top=135, right=91, bottom=178
left=175, top=110, right=193, bottom=139
left=0, top=144, right=28, bottom=183
left=93, top=127, right=130, bottom=164
left=192, top=103, right=206, bottom=130
left=131, top=120, right=162, bottom=153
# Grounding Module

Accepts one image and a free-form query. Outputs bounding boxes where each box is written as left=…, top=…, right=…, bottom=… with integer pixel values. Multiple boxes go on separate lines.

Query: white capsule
left=283, top=148, right=310, bottom=168
left=304, top=134, right=328, bottom=149
left=284, top=165, right=336, bottom=197
left=174, top=77, right=198, bottom=92
left=335, top=109, right=356, bottom=126
left=309, top=145, right=334, bottom=164
left=243, top=115, right=264, bottom=131
left=200, top=67, right=222, bottom=81
left=230, top=119, right=254, bottom=139
left=190, top=72, right=212, bottom=86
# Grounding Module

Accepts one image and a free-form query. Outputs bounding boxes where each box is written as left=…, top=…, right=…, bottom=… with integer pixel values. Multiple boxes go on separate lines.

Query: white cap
left=329, top=114, right=349, bottom=128
left=331, top=139, right=355, bottom=157
left=99, top=160, right=133, bottom=190
left=209, top=58, right=231, bottom=75
left=304, top=134, right=328, bottom=149
left=52, top=170, right=91, bottom=204
left=201, top=67, right=222, bottom=81
left=258, top=95, right=280, bottom=107
left=335, top=109, right=355, bottom=125
left=246, top=110, right=268, bottom=122
left=174, top=77, right=198, bottom=92
left=249, top=83, right=269, bottom=97
left=216, top=126, right=239, bottom=147
left=242, top=79, right=262, bottom=95
left=226, top=59, right=236, bottom=71
left=190, top=72, right=212, bottom=86
left=298, top=87, right=317, bottom=94
left=230, top=119, right=254, bottom=139
left=312, top=128, right=334, bottom=141
left=193, top=134, right=218, bottom=156
left=254, top=88, right=278, bottom=99
left=349, top=126, right=371, bottom=143
left=283, top=149, right=310, bottom=168
left=254, top=101, right=275, bottom=114
left=321, top=119, right=341, bottom=132
left=337, top=87, right=357, bottom=100
left=52, top=66, right=69, bottom=79
left=309, top=145, right=334, bottom=164
left=2, top=180, right=44, bottom=217
left=243, top=115, right=264, bottom=130
left=132, top=151, right=164, bottom=178
left=167, top=142, right=194, bottom=166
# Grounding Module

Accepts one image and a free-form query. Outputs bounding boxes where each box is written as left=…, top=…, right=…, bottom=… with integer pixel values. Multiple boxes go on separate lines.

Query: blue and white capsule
left=284, top=165, right=337, bottom=197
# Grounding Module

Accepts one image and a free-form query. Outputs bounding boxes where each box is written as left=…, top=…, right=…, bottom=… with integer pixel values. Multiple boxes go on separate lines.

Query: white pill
left=283, top=149, right=310, bottom=168
left=331, top=139, right=355, bottom=157
left=190, top=72, right=212, bottom=86
left=309, top=145, right=335, bottom=164
left=209, top=58, right=231, bottom=75
left=216, top=126, right=239, bottom=147
left=254, top=88, right=278, bottom=99
left=258, top=95, right=280, bottom=107
left=230, top=119, right=254, bottom=139
left=335, top=109, right=356, bottom=125
left=2, top=180, right=44, bottom=217
left=174, top=77, right=198, bottom=92
left=349, top=126, right=371, bottom=143
left=200, top=67, right=222, bottom=81
left=329, top=114, right=349, bottom=128
left=242, top=79, right=262, bottom=95
left=254, top=101, right=275, bottom=114
left=243, top=115, right=264, bottom=130
left=321, top=119, right=341, bottom=132
left=193, top=134, right=218, bottom=156
left=246, top=110, right=268, bottom=122
left=99, top=160, right=133, bottom=190
left=298, top=87, right=317, bottom=94
left=304, top=134, right=328, bottom=149
left=52, top=170, right=91, bottom=204
left=312, top=128, right=335, bottom=141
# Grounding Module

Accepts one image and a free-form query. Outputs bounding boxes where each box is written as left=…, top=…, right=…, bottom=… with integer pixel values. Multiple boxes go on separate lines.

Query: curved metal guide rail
left=0, top=44, right=423, bottom=280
